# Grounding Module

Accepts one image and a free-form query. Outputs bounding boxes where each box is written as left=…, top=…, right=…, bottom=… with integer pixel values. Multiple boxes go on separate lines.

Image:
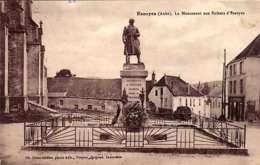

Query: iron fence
left=24, top=113, right=246, bottom=149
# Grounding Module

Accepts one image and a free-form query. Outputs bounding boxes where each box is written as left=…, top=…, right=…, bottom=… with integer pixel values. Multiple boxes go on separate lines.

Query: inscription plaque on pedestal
left=120, top=63, right=148, bottom=107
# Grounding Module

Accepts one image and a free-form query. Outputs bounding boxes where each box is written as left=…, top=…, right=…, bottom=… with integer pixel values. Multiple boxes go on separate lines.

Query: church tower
left=0, top=0, right=47, bottom=113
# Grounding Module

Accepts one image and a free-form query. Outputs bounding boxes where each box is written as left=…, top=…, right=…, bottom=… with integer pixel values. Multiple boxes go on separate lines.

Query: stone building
left=48, top=77, right=122, bottom=112
left=148, top=75, right=209, bottom=117
left=194, top=81, right=223, bottom=118
left=0, top=0, right=47, bottom=113
left=226, top=34, right=260, bottom=121
left=47, top=74, right=156, bottom=112
left=208, top=86, right=222, bottom=118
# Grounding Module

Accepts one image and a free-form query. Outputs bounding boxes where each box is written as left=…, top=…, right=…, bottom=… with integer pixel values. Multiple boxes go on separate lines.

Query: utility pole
left=222, top=49, right=227, bottom=117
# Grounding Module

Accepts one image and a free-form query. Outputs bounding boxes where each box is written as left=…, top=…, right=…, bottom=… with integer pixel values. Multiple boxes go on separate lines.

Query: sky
left=32, top=0, right=260, bottom=84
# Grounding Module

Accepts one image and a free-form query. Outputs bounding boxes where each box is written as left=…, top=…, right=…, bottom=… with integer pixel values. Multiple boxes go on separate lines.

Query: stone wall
left=48, top=97, right=119, bottom=113
left=8, top=32, right=25, bottom=97
left=0, top=12, right=6, bottom=110
left=0, top=1, right=47, bottom=112
left=27, top=44, right=40, bottom=97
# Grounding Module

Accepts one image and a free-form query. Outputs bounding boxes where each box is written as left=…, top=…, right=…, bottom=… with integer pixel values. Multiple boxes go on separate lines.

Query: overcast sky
left=32, top=0, right=260, bottom=84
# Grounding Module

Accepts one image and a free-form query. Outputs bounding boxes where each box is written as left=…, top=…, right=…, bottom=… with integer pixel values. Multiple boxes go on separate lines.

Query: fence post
left=244, top=125, right=246, bottom=148
left=176, top=128, right=179, bottom=148
left=126, top=127, right=128, bottom=147
left=92, top=127, right=94, bottom=147
left=24, top=122, right=25, bottom=146
left=193, top=128, right=195, bottom=148
left=143, top=127, right=145, bottom=147
left=75, top=127, right=77, bottom=146
left=41, top=121, right=43, bottom=146
left=226, top=124, right=228, bottom=148
left=37, top=129, right=39, bottom=146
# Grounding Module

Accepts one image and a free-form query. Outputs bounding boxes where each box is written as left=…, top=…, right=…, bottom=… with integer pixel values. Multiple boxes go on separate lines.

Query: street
left=0, top=122, right=259, bottom=165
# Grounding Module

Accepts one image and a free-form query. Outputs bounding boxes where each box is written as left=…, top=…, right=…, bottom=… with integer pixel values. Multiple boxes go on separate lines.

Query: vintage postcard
left=0, top=0, right=260, bottom=165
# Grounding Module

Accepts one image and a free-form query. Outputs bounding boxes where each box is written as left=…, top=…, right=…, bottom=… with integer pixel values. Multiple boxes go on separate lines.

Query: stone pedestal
left=120, top=63, right=149, bottom=128
left=120, top=63, right=148, bottom=107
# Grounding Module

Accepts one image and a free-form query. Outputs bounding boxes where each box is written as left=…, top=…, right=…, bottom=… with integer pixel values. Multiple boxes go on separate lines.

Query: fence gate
left=176, top=128, right=195, bottom=148
left=126, top=128, right=144, bottom=147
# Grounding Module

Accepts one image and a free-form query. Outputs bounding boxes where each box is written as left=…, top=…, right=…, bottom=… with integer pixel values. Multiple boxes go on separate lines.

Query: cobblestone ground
left=0, top=123, right=260, bottom=165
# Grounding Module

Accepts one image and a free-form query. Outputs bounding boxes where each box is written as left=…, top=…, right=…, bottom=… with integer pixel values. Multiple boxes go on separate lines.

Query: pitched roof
left=232, top=34, right=260, bottom=62
left=47, top=77, right=72, bottom=93
left=48, top=77, right=122, bottom=100
left=154, top=75, right=203, bottom=97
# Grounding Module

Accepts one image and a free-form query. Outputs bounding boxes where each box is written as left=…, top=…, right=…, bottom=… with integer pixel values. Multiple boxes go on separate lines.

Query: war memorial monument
left=22, top=19, right=247, bottom=155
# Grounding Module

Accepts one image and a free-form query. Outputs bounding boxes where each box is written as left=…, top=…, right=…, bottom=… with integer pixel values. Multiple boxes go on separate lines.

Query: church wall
left=8, top=32, right=25, bottom=97
left=0, top=12, right=6, bottom=110
left=27, top=44, right=40, bottom=97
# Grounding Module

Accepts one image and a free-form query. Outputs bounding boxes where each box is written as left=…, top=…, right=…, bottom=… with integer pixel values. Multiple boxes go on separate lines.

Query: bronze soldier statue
left=122, top=18, right=141, bottom=64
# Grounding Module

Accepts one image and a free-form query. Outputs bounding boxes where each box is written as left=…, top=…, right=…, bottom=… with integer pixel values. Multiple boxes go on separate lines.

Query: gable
left=154, top=75, right=203, bottom=97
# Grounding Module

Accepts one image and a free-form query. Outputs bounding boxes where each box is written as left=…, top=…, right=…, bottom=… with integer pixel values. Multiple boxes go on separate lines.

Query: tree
left=146, top=101, right=156, bottom=114
left=173, top=106, right=192, bottom=120
left=55, top=69, right=74, bottom=78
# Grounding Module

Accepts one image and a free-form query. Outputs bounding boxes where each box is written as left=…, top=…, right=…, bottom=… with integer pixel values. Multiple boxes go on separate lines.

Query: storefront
left=228, top=96, right=245, bottom=121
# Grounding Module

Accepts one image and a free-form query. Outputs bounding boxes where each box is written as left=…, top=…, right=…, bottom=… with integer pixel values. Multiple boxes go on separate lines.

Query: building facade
left=0, top=0, right=47, bottom=113
left=208, top=86, right=222, bottom=118
left=148, top=75, right=209, bottom=117
left=47, top=77, right=122, bottom=112
left=193, top=81, right=223, bottom=119
left=48, top=74, right=156, bottom=113
left=226, top=34, right=260, bottom=121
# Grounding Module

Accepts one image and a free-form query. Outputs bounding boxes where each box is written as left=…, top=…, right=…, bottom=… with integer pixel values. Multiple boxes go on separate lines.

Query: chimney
left=152, top=71, right=156, bottom=85
left=198, top=81, right=200, bottom=92
left=187, top=83, right=190, bottom=95
left=38, top=21, right=43, bottom=44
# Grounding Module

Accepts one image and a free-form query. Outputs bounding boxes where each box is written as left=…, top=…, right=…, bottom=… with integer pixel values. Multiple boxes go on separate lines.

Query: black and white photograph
left=0, top=0, right=260, bottom=164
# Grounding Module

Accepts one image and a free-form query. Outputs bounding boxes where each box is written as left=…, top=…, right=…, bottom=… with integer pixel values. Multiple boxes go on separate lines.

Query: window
left=160, top=88, right=163, bottom=96
left=240, top=62, right=244, bottom=74
left=155, top=90, right=158, bottom=96
left=88, top=105, right=92, bottom=110
left=59, top=100, right=64, bottom=105
left=230, top=65, right=232, bottom=76
left=218, top=102, right=221, bottom=108
left=190, top=99, right=192, bottom=106
left=229, top=81, right=232, bottom=94
left=74, top=104, right=78, bottom=109
left=199, top=99, right=201, bottom=106
left=233, top=64, right=236, bottom=75
left=179, top=98, right=182, bottom=106
left=233, top=80, right=236, bottom=94
left=193, top=99, right=195, bottom=107
left=164, top=98, right=168, bottom=108
left=185, top=99, right=188, bottom=106
left=240, top=79, right=244, bottom=93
